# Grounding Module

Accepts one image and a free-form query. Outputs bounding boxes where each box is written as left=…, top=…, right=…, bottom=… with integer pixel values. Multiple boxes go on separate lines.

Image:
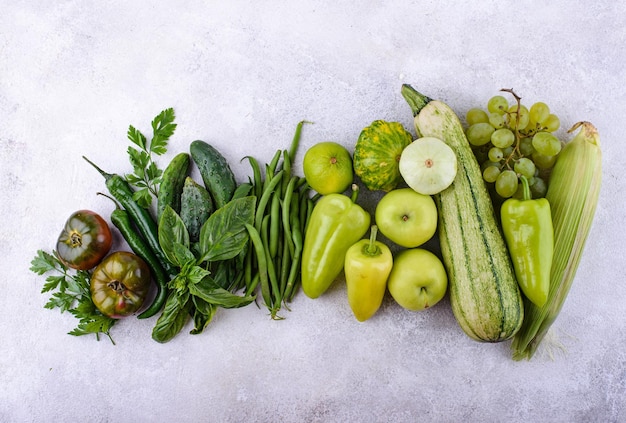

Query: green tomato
left=56, top=210, right=112, bottom=270
left=90, top=251, right=151, bottom=318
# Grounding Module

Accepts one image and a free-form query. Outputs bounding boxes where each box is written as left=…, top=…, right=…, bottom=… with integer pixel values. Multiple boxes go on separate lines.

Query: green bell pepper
left=501, top=176, right=553, bottom=307
left=345, top=225, right=393, bottom=322
left=301, top=185, right=371, bottom=299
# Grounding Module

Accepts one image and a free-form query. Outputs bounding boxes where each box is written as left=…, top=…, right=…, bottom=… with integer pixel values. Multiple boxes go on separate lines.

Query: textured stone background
left=1, top=1, right=625, bottom=422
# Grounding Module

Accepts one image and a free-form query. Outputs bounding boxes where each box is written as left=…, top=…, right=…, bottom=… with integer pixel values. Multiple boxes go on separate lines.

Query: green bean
left=281, top=176, right=298, bottom=256
left=285, top=213, right=303, bottom=303
left=264, top=150, right=282, bottom=191
left=243, top=121, right=313, bottom=312
left=288, top=120, right=312, bottom=165
left=269, top=192, right=281, bottom=258
left=244, top=224, right=271, bottom=308
left=281, top=149, right=292, bottom=194
left=254, top=169, right=284, bottom=232
left=246, top=273, right=260, bottom=299
left=268, top=149, right=282, bottom=176
left=242, top=156, right=263, bottom=200
left=279, top=227, right=292, bottom=297
left=297, top=177, right=309, bottom=190
left=243, top=243, right=253, bottom=291
left=299, top=187, right=309, bottom=234
left=261, top=214, right=280, bottom=310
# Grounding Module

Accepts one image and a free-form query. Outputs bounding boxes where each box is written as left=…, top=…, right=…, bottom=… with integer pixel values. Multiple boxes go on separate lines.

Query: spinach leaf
left=197, top=196, right=255, bottom=263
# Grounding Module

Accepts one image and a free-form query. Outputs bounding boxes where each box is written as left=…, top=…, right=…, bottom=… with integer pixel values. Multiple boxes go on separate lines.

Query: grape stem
left=499, top=88, right=523, bottom=170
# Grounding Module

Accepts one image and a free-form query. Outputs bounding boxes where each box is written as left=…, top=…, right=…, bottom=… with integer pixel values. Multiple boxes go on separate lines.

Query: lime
left=303, top=142, right=353, bottom=195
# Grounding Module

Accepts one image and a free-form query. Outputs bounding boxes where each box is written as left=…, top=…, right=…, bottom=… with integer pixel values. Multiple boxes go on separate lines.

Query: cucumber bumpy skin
left=190, top=140, right=237, bottom=210
left=180, top=176, right=214, bottom=242
left=157, top=152, right=190, bottom=222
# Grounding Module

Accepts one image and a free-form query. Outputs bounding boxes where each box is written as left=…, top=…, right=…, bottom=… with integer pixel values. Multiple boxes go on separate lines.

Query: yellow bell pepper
left=344, top=226, right=393, bottom=322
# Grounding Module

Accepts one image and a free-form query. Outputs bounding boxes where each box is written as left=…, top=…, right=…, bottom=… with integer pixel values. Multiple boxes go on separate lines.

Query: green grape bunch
left=465, top=89, right=563, bottom=200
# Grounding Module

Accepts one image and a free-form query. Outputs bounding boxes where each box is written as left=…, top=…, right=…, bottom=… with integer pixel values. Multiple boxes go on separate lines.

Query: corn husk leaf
left=511, top=122, right=602, bottom=360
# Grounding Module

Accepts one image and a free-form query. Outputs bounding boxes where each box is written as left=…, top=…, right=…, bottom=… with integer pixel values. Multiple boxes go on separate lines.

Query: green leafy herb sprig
left=30, top=250, right=116, bottom=344
left=151, top=196, right=257, bottom=343
left=125, top=108, right=177, bottom=208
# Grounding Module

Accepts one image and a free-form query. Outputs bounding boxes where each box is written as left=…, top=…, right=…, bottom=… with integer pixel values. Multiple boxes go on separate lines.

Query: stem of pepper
left=519, top=175, right=531, bottom=201
left=350, top=184, right=360, bottom=203
left=363, top=225, right=381, bottom=257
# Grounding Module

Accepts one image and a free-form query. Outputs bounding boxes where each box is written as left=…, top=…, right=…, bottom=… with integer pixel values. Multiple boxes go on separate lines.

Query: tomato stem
left=69, top=231, right=83, bottom=247
left=107, top=280, right=126, bottom=293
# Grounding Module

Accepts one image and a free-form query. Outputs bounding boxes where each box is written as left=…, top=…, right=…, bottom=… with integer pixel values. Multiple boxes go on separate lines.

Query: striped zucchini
left=402, top=85, right=523, bottom=342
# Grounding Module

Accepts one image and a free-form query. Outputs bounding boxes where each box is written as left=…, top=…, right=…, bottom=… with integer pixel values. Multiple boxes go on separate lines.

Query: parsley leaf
left=30, top=249, right=116, bottom=344
left=30, top=250, right=60, bottom=275
left=124, top=108, right=176, bottom=209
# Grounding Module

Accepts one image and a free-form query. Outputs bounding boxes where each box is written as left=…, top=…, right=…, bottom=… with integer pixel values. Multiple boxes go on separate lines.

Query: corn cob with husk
left=511, top=121, right=602, bottom=360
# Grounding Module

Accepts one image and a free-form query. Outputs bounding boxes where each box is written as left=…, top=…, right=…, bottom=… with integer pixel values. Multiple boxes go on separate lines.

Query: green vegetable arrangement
left=30, top=86, right=602, bottom=361
left=31, top=109, right=316, bottom=343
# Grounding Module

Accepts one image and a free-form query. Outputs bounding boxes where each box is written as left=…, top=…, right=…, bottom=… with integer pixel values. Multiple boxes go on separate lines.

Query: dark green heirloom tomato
left=90, top=251, right=151, bottom=318
left=56, top=210, right=112, bottom=270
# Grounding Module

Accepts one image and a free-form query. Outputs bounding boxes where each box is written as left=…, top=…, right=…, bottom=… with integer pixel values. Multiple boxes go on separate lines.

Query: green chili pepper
left=98, top=193, right=171, bottom=319
left=501, top=176, right=553, bottom=307
left=301, top=185, right=370, bottom=299
left=83, top=156, right=176, bottom=276
left=344, top=225, right=393, bottom=322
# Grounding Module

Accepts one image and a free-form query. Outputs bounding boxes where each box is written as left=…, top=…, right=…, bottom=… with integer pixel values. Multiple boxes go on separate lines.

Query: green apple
left=387, top=248, right=447, bottom=311
left=303, top=141, right=353, bottom=195
left=375, top=188, right=437, bottom=248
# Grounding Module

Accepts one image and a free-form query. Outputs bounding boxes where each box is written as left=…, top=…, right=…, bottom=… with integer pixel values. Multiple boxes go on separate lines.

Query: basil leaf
left=186, top=265, right=211, bottom=286
left=159, top=206, right=190, bottom=266
left=212, top=258, right=246, bottom=290
left=197, top=196, right=255, bottom=263
left=151, top=291, right=191, bottom=343
left=172, top=242, right=196, bottom=267
left=189, top=276, right=255, bottom=309
left=190, top=297, right=217, bottom=335
left=231, top=182, right=253, bottom=200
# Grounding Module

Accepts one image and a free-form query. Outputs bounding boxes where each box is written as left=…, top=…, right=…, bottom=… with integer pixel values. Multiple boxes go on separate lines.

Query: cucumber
left=180, top=177, right=214, bottom=242
left=190, top=140, right=237, bottom=210
left=157, top=152, right=190, bottom=222
left=402, top=85, right=523, bottom=342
